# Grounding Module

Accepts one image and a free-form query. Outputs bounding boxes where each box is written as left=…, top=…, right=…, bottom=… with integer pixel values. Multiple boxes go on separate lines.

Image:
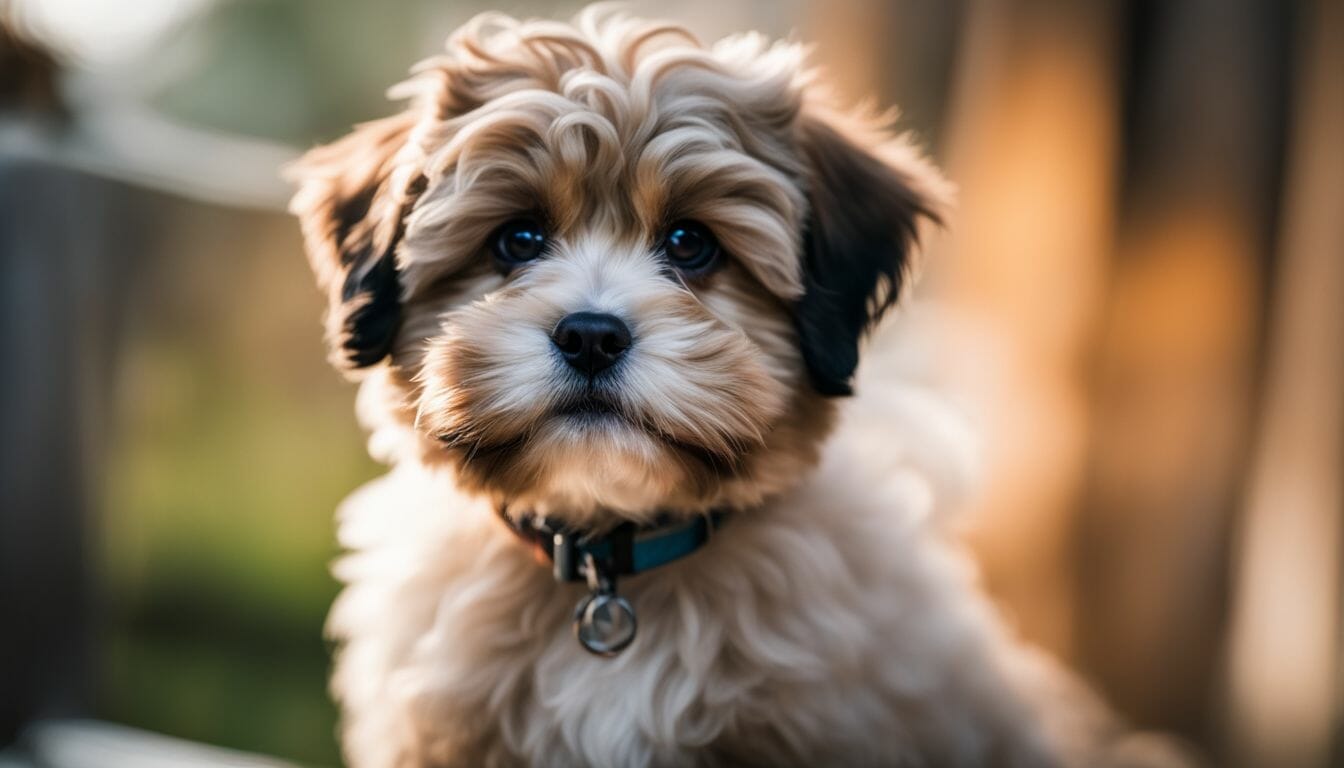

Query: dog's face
left=290, top=11, right=945, bottom=524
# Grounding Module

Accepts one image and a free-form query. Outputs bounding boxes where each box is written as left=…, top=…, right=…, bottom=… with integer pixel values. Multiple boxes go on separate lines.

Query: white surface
left=0, top=107, right=296, bottom=213
left=19, top=720, right=299, bottom=768
left=8, top=0, right=214, bottom=65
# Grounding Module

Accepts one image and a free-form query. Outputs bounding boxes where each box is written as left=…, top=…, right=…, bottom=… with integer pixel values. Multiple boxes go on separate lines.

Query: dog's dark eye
left=663, top=221, right=720, bottom=273
left=492, top=219, right=548, bottom=266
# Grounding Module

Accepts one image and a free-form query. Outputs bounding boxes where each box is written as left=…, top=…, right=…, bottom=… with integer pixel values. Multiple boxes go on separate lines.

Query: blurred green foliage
left=97, top=202, right=380, bottom=766
left=151, top=0, right=505, bottom=144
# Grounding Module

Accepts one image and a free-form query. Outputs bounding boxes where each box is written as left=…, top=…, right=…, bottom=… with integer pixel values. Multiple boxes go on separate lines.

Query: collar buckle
left=552, top=531, right=579, bottom=582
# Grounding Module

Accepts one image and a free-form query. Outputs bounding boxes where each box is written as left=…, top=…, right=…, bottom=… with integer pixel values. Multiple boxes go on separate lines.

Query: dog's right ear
left=288, top=112, right=426, bottom=373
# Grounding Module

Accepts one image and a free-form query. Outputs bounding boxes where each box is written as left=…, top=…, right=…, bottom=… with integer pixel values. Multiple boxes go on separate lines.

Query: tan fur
left=288, top=8, right=1171, bottom=767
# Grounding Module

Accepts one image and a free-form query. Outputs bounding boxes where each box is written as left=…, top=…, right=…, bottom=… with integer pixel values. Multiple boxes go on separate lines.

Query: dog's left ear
left=288, top=112, right=426, bottom=373
left=792, top=111, right=947, bottom=396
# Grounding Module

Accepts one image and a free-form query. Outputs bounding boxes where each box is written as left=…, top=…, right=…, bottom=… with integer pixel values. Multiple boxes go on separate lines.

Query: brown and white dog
left=289, top=8, right=1180, bottom=767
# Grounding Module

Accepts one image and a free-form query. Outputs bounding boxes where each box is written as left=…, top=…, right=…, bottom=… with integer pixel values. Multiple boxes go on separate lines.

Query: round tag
left=574, top=593, right=637, bottom=657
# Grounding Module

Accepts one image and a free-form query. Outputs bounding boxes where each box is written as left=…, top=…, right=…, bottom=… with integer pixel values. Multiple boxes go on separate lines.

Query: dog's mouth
left=433, top=392, right=631, bottom=455
left=433, top=392, right=741, bottom=474
left=554, top=394, right=743, bottom=473
left=553, top=392, right=623, bottom=419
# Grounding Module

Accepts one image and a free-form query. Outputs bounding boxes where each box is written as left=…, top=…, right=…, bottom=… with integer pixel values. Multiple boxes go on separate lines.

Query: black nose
left=551, top=312, right=632, bottom=377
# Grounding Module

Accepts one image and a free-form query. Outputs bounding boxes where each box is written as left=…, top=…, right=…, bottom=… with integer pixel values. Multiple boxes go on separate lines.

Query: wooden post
left=0, top=151, right=140, bottom=743
left=1224, top=0, right=1344, bottom=765
left=1076, top=0, right=1291, bottom=746
left=932, top=0, right=1122, bottom=663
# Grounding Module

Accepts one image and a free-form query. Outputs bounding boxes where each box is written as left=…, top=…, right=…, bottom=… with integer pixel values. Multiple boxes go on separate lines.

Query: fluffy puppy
left=289, top=8, right=1160, bottom=768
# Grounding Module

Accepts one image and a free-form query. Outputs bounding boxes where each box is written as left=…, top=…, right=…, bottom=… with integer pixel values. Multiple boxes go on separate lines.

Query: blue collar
left=498, top=508, right=729, bottom=584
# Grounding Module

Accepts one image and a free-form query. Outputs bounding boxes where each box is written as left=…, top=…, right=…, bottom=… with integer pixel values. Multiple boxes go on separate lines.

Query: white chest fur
left=326, top=387, right=1100, bottom=768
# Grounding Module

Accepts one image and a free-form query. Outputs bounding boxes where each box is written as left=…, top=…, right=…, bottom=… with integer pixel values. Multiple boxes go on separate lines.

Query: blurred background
left=0, top=0, right=1339, bottom=766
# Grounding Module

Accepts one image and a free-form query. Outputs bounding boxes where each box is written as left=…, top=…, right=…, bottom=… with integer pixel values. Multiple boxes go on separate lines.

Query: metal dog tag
left=574, top=592, right=637, bottom=656
left=573, top=552, right=636, bottom=656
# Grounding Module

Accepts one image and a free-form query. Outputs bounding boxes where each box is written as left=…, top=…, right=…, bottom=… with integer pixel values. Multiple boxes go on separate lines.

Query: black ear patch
left=793, top=119, right=940, bottom=396
left=337, top=247, right=402, bottom=368
left=289, top=112, right=425, bottom=373
left=330, top=171, right=426, bottom=369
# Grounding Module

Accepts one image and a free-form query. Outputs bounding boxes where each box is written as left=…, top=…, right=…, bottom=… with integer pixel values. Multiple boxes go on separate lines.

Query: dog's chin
left=433, top=397, right=747, bottom=522
left=541, top=400, right=658, bottom=457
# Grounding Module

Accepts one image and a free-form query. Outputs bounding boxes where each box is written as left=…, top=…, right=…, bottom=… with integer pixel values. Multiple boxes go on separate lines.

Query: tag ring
left=572, top=553, right=637, bottom=656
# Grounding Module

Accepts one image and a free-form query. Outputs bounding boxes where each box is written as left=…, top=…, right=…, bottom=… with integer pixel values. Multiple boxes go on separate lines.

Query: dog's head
left=290, top=10, right=947, bottom=524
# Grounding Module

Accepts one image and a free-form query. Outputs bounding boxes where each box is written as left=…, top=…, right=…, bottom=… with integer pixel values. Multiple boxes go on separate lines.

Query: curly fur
left=288, top=8, right=1184, bottom=767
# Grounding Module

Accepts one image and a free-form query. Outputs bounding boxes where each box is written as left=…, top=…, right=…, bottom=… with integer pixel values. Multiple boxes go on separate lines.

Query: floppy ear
left=288, top=112, right=426, bottom=372
left=793, top=113, right=947, bottom=396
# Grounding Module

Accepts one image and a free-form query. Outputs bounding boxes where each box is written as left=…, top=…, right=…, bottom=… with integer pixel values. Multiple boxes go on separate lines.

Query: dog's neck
left=495, top=504, right=730, bottom=582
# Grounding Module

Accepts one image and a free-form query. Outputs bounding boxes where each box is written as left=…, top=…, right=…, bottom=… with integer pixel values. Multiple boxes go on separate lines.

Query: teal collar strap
left=497, top=508, right=729, bottom=583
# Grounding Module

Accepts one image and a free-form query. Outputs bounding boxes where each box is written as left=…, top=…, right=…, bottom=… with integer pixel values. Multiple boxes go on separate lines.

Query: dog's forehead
left=397, top=55, right=808, bottom=298
left=436, top=61, right=798, bottom=201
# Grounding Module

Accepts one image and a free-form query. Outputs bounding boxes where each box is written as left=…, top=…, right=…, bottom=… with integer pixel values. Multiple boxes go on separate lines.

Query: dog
left=288, top=8, right=1182, bottom=767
